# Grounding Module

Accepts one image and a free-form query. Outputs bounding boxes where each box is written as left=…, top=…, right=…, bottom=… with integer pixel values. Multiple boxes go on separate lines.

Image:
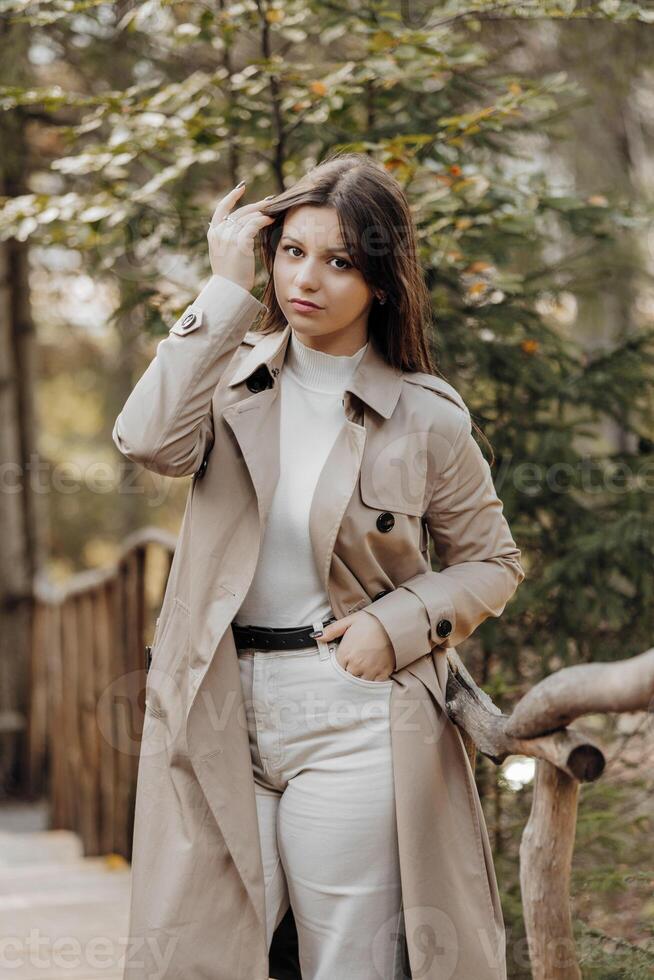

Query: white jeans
left=236, top=635, right=406, bottom=980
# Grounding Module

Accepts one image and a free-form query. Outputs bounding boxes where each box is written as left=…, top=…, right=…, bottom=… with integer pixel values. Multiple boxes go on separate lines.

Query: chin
left=288, top=315, right=321, bottom=333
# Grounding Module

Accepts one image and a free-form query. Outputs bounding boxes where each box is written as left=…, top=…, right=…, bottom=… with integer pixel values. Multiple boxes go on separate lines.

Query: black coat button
left=373, top=589, right=393, bottom=602
left=436, top=619, right=452, bottom=638
left=195, top=455, right=209, bottom=480
left=246, top=365, right=274, bottom=393
left=376, top=512, right=395, bottom=533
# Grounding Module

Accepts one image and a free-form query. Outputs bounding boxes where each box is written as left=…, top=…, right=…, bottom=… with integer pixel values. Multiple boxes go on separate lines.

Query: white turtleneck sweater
left=234, top=328, right=368, bottom=629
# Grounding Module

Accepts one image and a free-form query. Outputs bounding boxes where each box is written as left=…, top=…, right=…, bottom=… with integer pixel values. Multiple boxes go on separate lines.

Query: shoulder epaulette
left=402, top=372, right=470, bottom=418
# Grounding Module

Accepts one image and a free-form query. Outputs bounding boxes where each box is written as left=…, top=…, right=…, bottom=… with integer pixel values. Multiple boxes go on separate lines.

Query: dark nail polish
left=309, top=630, right=323, bottom=638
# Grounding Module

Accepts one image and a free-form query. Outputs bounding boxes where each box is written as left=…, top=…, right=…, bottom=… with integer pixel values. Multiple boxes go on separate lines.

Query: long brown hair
left=253, top=151, right=493, bottom=461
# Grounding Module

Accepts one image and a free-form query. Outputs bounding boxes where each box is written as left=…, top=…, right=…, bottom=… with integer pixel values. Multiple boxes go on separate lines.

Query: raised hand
left=207, top=182, right=275, bottom=292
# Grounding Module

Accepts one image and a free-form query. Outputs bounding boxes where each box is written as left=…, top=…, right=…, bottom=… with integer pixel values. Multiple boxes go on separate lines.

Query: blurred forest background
left=1, top=1, right=653, bottom=978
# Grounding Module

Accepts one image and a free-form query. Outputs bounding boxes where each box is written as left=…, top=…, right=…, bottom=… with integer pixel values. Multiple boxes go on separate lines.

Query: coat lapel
left=221, top=319, right=446, bottom=713
left=308, top=417, right=367, bottom=612
left=221, top=325, right=290, bottom=525
left=221, top=386, right=280, bottom=526
left=308, top=337, right=404, bottom=614
left=224, top=324, right=404, bottom=611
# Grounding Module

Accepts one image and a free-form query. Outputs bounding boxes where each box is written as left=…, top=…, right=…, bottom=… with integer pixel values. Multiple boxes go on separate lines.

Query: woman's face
left=273, top=204, right=376, bottom=354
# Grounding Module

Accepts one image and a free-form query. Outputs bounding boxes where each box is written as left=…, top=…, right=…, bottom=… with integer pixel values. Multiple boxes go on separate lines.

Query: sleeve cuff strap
left=363, top=577, right=456, bottom=672
left=200, top=274, right=268, bottom=315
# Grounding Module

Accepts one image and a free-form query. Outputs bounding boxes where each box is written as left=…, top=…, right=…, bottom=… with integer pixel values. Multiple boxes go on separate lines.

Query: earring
left=377, top=293, right=387, bottom=305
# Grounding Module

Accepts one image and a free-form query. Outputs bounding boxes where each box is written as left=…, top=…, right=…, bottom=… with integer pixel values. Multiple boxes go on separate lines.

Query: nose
left=293, top=256, right=321, bottom=290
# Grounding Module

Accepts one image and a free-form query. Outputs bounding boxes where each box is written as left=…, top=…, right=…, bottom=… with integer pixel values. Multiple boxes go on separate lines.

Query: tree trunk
left=520, top=760, right=581, bottom=980
left=0, top=19, right=41, bottom=796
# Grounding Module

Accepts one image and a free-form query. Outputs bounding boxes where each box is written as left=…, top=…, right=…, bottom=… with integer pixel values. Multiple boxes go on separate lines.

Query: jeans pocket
left=328, top=645, right=393, bottom=689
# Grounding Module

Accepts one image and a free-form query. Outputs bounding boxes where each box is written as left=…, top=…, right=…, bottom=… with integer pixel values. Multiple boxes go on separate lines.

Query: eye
left=282, top=244, right=353, bottom=270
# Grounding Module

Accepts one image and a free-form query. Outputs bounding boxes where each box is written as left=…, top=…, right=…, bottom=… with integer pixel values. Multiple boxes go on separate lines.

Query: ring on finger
left=208, top=214, right=236, bottom=230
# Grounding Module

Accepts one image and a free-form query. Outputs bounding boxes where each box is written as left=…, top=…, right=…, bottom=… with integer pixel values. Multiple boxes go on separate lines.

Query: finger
left=228, top=195, right=276, bottom=224
left=318, top=616, right=352, bottom=640
left=207, top=213, right=273, bottom=262
left=212, top=189, right=275, bottom=228
left=233, top=211, right=276, bottom=244
left=209, top=183, right=248, bottom=226
left=235, top=192, right=275, bottom=209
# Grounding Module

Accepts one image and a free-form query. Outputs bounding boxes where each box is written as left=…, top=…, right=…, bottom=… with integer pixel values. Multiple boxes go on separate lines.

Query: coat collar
left=226, top=322, right=404, bottom=420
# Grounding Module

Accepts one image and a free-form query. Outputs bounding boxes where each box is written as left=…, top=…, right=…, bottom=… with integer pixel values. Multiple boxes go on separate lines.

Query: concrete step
left=0, top=829, right=131, bottom=979
left=0, top=829, right=83, bottom=867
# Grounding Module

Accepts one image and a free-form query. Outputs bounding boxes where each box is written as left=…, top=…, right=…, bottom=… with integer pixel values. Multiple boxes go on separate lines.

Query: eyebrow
left=281, top=234, right=352, bottom=256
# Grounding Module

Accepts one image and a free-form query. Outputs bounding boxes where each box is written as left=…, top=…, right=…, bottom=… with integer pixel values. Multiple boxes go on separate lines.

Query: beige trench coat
left=112, top=273, right=525, bottom=980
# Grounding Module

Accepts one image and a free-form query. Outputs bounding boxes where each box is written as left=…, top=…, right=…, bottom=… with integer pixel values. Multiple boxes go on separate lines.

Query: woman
left=113, top=152, right=525, bottom=980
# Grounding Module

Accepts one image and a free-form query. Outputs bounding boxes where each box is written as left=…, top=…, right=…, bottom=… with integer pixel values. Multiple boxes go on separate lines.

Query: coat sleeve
left=363, top=410, right=525, bottom=672
left=112, top=274, right=267, bottom=477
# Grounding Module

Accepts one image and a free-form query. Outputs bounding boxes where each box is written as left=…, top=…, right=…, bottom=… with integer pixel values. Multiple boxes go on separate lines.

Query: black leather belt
left=232, top=616, right=337, bottom=651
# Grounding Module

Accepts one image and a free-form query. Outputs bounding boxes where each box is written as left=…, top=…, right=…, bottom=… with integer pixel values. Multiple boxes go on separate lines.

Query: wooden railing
left=27, top=527, right=176, bottom=859
left=25, top=529, right=654, bottom=978
left=447, top=645, right=654, bottom=980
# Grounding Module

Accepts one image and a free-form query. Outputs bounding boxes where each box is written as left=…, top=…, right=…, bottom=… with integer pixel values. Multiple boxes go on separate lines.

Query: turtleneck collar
left=285, top=328, right=368, bottom=394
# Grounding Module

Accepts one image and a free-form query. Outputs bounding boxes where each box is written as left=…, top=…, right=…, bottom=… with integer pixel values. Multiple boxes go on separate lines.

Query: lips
left=290, top=298, right=322, bottom=310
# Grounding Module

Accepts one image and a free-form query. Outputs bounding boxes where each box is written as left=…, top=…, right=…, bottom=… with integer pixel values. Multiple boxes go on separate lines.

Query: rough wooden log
left=445, top=645, right=654, bottom=980
left=505, top=647, right=654, bottom=738
left=444, top=651, right=605, bottom=781
left=520, top=761, right=581, bottom=980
